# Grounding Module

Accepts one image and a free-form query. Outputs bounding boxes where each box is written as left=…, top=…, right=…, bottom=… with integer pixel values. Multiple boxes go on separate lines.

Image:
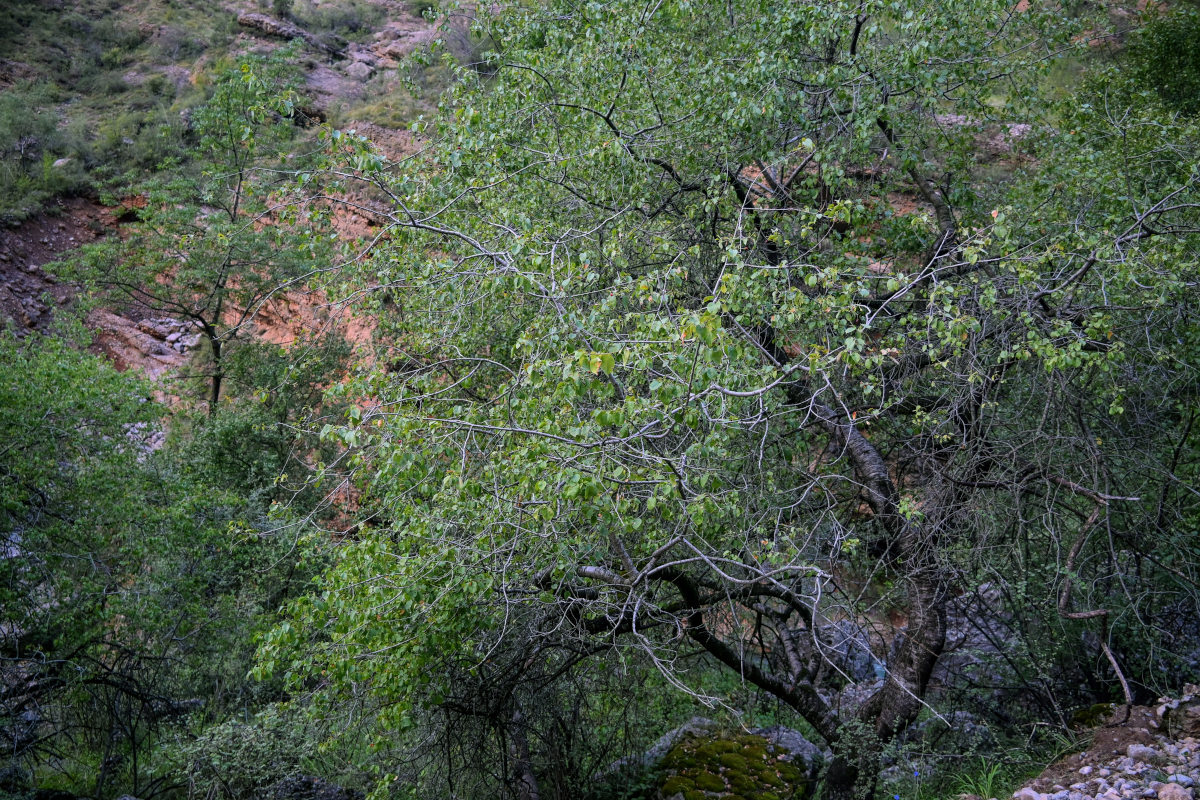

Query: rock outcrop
left=235, top=12, right=345, bottom=56
left=1160, top=687, right=1200, bottom=739
left=653, top=729, right=816, bottom=800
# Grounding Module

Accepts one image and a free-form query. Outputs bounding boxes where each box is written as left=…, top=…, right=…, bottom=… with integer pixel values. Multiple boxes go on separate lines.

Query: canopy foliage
left=259, top=0, right=1200, bottom=797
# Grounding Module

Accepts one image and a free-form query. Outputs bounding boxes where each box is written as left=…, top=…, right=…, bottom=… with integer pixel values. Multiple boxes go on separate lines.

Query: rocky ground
left=0, top=197, right=105, bottom=333
left=233, top=0, right=464, bottom=114
left=0, top=197, right=204, bottom=379
left=1006, top=689, right=1200, bottom=800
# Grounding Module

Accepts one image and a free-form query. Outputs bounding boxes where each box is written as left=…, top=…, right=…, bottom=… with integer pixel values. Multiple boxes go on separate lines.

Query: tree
left=171, top=328, right=354, bottom=514
left=0, top=333, right=187, bottom=795
left=0, top=331, right=323, bottom=797
left=262, top=2, right=1200, bottom=798
left=62, top=46, right=331, bottom=412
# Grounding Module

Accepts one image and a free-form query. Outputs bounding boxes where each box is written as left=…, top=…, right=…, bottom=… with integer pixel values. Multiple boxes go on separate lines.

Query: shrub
left=1127, top=6, right=1200, bottom=114
left=0, top=82, right=85, bottom=223
left=177, top=704, right=362, bottom=800
left=296, top=0, right=385, bottom=39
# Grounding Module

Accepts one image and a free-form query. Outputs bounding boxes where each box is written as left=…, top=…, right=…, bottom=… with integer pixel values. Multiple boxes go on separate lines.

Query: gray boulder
left=751, top=724, right=828, bottom=773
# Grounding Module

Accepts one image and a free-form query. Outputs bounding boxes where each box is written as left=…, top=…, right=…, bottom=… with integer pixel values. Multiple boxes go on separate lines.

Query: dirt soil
left=1029, top=706, right=1162, bottom=793
left=0, top=197, right=108, bottom=333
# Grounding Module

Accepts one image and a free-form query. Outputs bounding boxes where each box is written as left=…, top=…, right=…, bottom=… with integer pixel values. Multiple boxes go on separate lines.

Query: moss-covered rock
left=1070, top=703, right=1115, bottom=729
left=654, top=732, right=810, bottom=800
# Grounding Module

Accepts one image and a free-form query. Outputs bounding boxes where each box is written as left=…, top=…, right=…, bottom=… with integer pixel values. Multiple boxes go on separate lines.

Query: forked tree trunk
left=821, top=574, right=949, bottom=800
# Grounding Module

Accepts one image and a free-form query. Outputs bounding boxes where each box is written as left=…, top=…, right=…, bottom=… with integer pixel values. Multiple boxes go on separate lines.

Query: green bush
left=1127, top=6, right=1200, bottom=114
left=405, top=0, right=437, bottom=20
left=0, top=82, right=89, bottom=223
left=177, top=703, right=365, bottom=800
left=152, top=24, right=210, bottom=61
left=296, top=0, right=385, bottom=39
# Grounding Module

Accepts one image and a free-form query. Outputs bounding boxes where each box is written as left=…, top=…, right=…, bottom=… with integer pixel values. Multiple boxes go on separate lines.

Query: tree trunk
left=208, top=334, right=222, bottom=414
left=822, top=753, right=873, bottom=800
left=509, top=706, right=541, bottom=800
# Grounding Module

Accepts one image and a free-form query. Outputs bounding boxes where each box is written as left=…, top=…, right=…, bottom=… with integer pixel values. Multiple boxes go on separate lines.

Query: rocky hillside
left=0, top=0, right=439, bottom=374
left=0, top=0, right=447, bottom=225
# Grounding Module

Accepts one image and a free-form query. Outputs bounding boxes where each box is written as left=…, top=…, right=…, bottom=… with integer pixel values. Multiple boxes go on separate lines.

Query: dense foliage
left=261, top=0, right=1200, bottom=798
left=2, top=1, right=1199, bottom=799
left=2, top=48, right=340, bottom=800
left=0, top=331, right=327, bottom=797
